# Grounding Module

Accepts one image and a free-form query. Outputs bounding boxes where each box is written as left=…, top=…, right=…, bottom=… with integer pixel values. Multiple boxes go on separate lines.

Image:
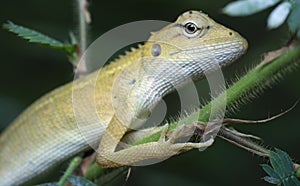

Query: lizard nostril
left=229, top=32, right=233, bottom=36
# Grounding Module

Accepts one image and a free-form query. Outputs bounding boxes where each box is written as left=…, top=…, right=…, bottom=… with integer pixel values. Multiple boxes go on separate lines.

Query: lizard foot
left=158, top=124, right=214, bottom=153
left=97, top=123, right=214, bottom=167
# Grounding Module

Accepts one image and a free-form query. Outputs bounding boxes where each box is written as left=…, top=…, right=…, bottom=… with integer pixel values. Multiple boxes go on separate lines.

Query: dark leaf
left=261, top=164, right=280, bottom=179
left=67, top=175, right=97, bottom=186
left=262, top=149, right=300, bottom=186
left=263, top=176, right=280, bottom=185
left=287, top=0, right=300, bottom=37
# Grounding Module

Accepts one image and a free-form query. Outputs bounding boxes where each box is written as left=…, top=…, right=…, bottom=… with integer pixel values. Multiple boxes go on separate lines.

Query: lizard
left=0, top=10, right=248, bottom=186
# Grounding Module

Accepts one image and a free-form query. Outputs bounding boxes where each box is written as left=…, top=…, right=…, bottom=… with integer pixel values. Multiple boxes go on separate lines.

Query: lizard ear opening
left=151, top=43, right=161, bottom=57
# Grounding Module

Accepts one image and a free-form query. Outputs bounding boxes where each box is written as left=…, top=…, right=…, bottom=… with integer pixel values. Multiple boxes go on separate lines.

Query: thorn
left=123, top=167, right=131, bottom=186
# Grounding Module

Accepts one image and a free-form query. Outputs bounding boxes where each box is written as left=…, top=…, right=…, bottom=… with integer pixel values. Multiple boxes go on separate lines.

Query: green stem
left=57, top=156, right=82, bottom=186
left=84, top=163, right=105, bottom=180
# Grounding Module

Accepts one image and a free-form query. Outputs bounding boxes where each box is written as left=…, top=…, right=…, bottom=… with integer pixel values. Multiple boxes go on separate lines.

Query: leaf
left=267, top=2, right=292, bottom=29
left=263, top=176, right=280, bottom=184
left=67, top=175, right=97, bottom=186
left=287, top=0, right=300, bottom=38
left=262, top=148, right=300, bottom=186
left=261, top=164, right=280, bottom=179
left=223, top=0, right=280, bottom=16
left=269, top=149, right=294, bottom=178
left=2, top=21, right=75, bottom=52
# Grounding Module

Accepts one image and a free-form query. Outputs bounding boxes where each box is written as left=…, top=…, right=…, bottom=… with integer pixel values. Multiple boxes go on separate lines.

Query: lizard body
left=0, top=10, right=247, bottom=185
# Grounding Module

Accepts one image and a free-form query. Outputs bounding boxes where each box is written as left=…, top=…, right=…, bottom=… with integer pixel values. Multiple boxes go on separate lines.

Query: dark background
left=0, top=0, right=299, bottom=186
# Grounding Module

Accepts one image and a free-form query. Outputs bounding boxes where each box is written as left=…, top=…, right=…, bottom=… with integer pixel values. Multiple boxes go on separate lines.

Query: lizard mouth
left=175, top=39, right=247, bottom=66
left=215, top=40, right=248, bottom=66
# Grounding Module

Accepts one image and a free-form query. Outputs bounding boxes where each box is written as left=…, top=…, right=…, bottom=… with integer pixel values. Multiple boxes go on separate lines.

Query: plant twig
left=75, top=0, right=91, bottom=77
left=218, top=127, right=270, bottom=157
left=57, top=156, right=82, bottom=186
left=77, top=0, right=89, bottom=54
left=222, top=100, right=298, bottom=125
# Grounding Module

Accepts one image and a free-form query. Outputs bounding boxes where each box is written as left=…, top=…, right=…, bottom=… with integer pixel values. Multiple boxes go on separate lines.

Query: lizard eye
left=183, top=22, right=200, bottom=38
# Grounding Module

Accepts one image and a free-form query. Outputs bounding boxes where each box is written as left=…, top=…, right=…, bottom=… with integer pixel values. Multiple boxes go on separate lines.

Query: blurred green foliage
left=0, top=0, right=300, bottom=186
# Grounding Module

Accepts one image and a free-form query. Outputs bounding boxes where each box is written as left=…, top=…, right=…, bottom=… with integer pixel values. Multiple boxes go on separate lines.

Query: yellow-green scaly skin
left=0, top=10, right=248, bottom=186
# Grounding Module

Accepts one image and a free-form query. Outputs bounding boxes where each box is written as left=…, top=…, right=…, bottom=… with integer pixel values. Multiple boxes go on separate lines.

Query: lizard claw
left=158, top=124, right=169, bottom=142
left=162, top=124, right=215, bottom=152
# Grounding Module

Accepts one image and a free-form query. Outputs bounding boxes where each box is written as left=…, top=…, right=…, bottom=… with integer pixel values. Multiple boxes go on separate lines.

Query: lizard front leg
left=96, top=115, right=214, bottom=167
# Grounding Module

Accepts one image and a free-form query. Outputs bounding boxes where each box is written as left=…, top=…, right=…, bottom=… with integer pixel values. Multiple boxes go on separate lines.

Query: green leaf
left=267, top=2, right=292, bottom=29
left=223, top=0, right=280, bottom=16
left=2, top=21, right=75, bottom=52
left=67, top=175, right=97, bottom=186
left=288, top=0, right=300, bottom=38
left=263, top=176, right=280, bottom=185
left=269, top=149, right=294, bottom=178
left=262, top=148, right=300, bottom=186
left=261, top=164, right=280, bottom=179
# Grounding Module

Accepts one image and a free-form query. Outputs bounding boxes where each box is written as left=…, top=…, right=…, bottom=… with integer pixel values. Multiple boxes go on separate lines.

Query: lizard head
left=142, top=10, right=248, bottom=79
left=113, top=11, right=249, bottom=126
